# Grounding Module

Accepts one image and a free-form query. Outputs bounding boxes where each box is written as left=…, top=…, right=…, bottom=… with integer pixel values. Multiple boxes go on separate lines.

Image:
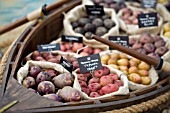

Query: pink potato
left=53, top=73, right=74, bottom=88
left=93, top=69, right=104, bottom=78
left=77, top=74, right=87, bottom=82
left=93, top=48, right=102, bottom=54
left=72, top=42, right=84, bottom=52
left=81, top=87, right=90, bottom=95
left=107, top=74, right=118, bottom=81
left=36, top=71, right=52, bottom=84
left=43, top=94, right=63, bottom=102
left=83, top=46, right=93, bottom=55
left=114, top=80, right=124, bottom=87
left=29, top=66, right=41, bottom=78
left=37, top=81, right=55, bottom=94
left=102, top=66, right=110, bottom=75
left=99, top=84, right=119, bottom=95
left=100, top=76, right=113, bottom=86
left=88, top=83, right=102, bottom=92
left=23, top=76, right=36, bottom=88
left=79, top=80, right=87, bottom=87
left=90, top=92, right=101, bottom=98
left=58, top=86, right=82, bottom=102
left=88, top=77, right=100, bottom=84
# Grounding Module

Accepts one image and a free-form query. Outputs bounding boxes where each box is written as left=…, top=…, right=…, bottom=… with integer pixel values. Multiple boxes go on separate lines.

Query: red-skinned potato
left=114, top=80, right=124, bottom=87
left=83, top=72, right=91, bottom=78
left=32, top=51, right=41, bottom=59
left=81, top=87, right=90, bottom=95
left=43, top=94, right=63, bottom=102
left=99, top=84, right=119, bottom=95
left=77, top=74, right=87, bottom=82
left=88, top=77, right=100, bottom=84
left=100, top=76, right=113, bottom=86
left=35, top=56, right=45, bottom=61
left=83, top=46, right=93, bottom=55
left=90, top=92, right=101, bottom=98
left=79, top=80, right=87, bottom=87
left=129, top=38, right=137, bottom=46
left=72, top=61, right=79, bottom=70
left=72, top=42, right=84, bottom=52
left=107, top=73, right=118, bottom=81
left=58, top=86, right=82, bottom=102
left=102, top=66, right=110, bottom=75
left=53, top=73, right=74, bottom=88
left=93, top=69, right=104, bottom=78
left=36, top=72, right=52, bottom=84
left=88, top=83, right=102, bottom=92
left=79, top=52, right=89, bottom=56
left=23, top=76, right=36, bottom=88
left=29, top=66, right=41, bottom=78
left=93, top=48, right=102, bottom=54
left=37, top=81, right=55, bottom=94
left=60, top=44, right=66, bottom=51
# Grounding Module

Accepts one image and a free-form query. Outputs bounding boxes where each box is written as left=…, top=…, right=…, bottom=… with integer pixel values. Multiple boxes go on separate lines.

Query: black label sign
left=37, top=44, right=60, bottom=52
left=85, top=5, right=105, bottom=16
left=138, top=13, right=158, bottom=28
left=109, top=36, right=129, bottom=50
left=0, top=51, right=3, bottom=58
left=142, top=0, right=157, bottom=8
left=61, top=35, right=83, bottom=43
left=60, top=57, right=73, bottom=73
left=77, top=54, right=102, bottom=73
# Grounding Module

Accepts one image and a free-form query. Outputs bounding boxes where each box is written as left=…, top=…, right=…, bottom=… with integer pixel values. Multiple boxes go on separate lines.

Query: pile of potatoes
left=60, top=42, right=84, bottom=53
left=76, top=66, right=123, bottom=98
left=22, top=65, right=82, bottom=102
left=78, top=46, right=103, bottom=56
left=129, top=33, right=169, bottom=59
left=92, top=0, right=126, bottom=12
left=162, top=22, right=170, bottom=38
left=24, top=51, right=79, bottom=71
left=71, top=14, right=115, bottom=38
left=101, top=52, right=151, bottom=85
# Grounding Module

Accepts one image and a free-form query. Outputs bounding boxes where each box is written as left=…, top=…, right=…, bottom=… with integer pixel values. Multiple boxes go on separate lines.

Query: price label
left=61, top=35, right=83, bottom=43
left=138, top=13, right=158, bottom=28
left=141, top=0, right=157, bottom=9
left=109, top=36, right=129, bottom=50
left=85, top=5, right=105, bottom=16
left=37, top=44, right=60, bottom=52
left=60, top=57, right=73, bottom=73
left=77, top=54, right=102, bottom=73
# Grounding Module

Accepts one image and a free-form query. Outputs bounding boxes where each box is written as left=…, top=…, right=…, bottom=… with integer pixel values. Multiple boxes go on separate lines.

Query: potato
left=43, top=94, right=63, bottom=102
left=29, top=66, right=41, bottom=78
left=23, top=76, right=36, bottom=88
left=58, top=86, right=82, bottom=102
left=37, top=81, right=55, bottom=94
left=52, top=73, right=74, bottom=88
left=36, top=72, right=52, bottom=84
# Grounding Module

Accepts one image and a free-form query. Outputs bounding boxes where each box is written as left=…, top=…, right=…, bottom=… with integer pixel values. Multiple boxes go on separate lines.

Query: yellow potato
left=164, top=31, right=170, bottom=38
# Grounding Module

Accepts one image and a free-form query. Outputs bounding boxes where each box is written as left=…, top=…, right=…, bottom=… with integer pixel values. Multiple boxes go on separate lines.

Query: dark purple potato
left=136, top=48, right=147, bottom=54
left=143, top=43, right=155, bottom=53
left=132, top=42, right=142, bottom=50
left=35, top=56, right=45, bottom=61
left=45, top=69, right=59, bottom=78
left=148, top=53, right=160, bottom=60
left=102, top=15, right=110, bottom=20
left=37, top=81, right=55, bottom=94
left=139, top=33, right=154, bottom=44
left=29, top=66, right=41, bottom=77
left=89, top=15, right=96, bottom=20
left=85, top=32, right=93, bottom=39
left=58, top=86, right=82, bottom=102
left=23, top=76, right=36, bottom=88
left=32, top=51, right=41, bottom=59
left=28, top=88, right=37, bottom=93
left=129, top=38, right=138, bottom=46
left=78, top=18, right=91, bottom=26
left=84, top=23, right=95, bottom=32
left=36, top=72, right=52, bottom=83
left=95, top=27, right=107, bottom=36
left=104, top=19, right=115, bottom=29
left=52, top=73, right=74, bottom=88
left=155, top=47, right=168, bottom=56
left=154, top=40, right=166, bottom=48
left=74, top=27, right=85, bottom=35
left=43, top=94, right=63, bottom=102
left=92, top=18, right=103, bottom=27
left=72, top=22, right=79, bottom=29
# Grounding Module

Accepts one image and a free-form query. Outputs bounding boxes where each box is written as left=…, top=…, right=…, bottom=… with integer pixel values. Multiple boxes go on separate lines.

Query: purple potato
left=139, top=33, right=154, bottom=44
left=136, top=48, right=147, bottom=54
left=154, top=40, right=166, bottom=48
left=37, top=81, right=55, bottom=94
left=52, top=73, right=74, bottom=88
left=148, top=53, right=160, bottom=60
left=45, top=69, right=59, bottom=78
left=23, top=76, right=36, bottom=88
left=153, top=35, right=162, bottom=42
left=129, top=38, right=138, bottom=46
left=143, top=43, right=155, bottom=53
left=155, top=47, right=168, bottom=56
left=43, top=94, right=63, bottom=102
left=36, top=71, right=52, bottom=83
left=58, top=86, right=82, bottom=102
left=132, top=42, right=142, bottom=50
left=29, top=66, right=41, bottom=77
